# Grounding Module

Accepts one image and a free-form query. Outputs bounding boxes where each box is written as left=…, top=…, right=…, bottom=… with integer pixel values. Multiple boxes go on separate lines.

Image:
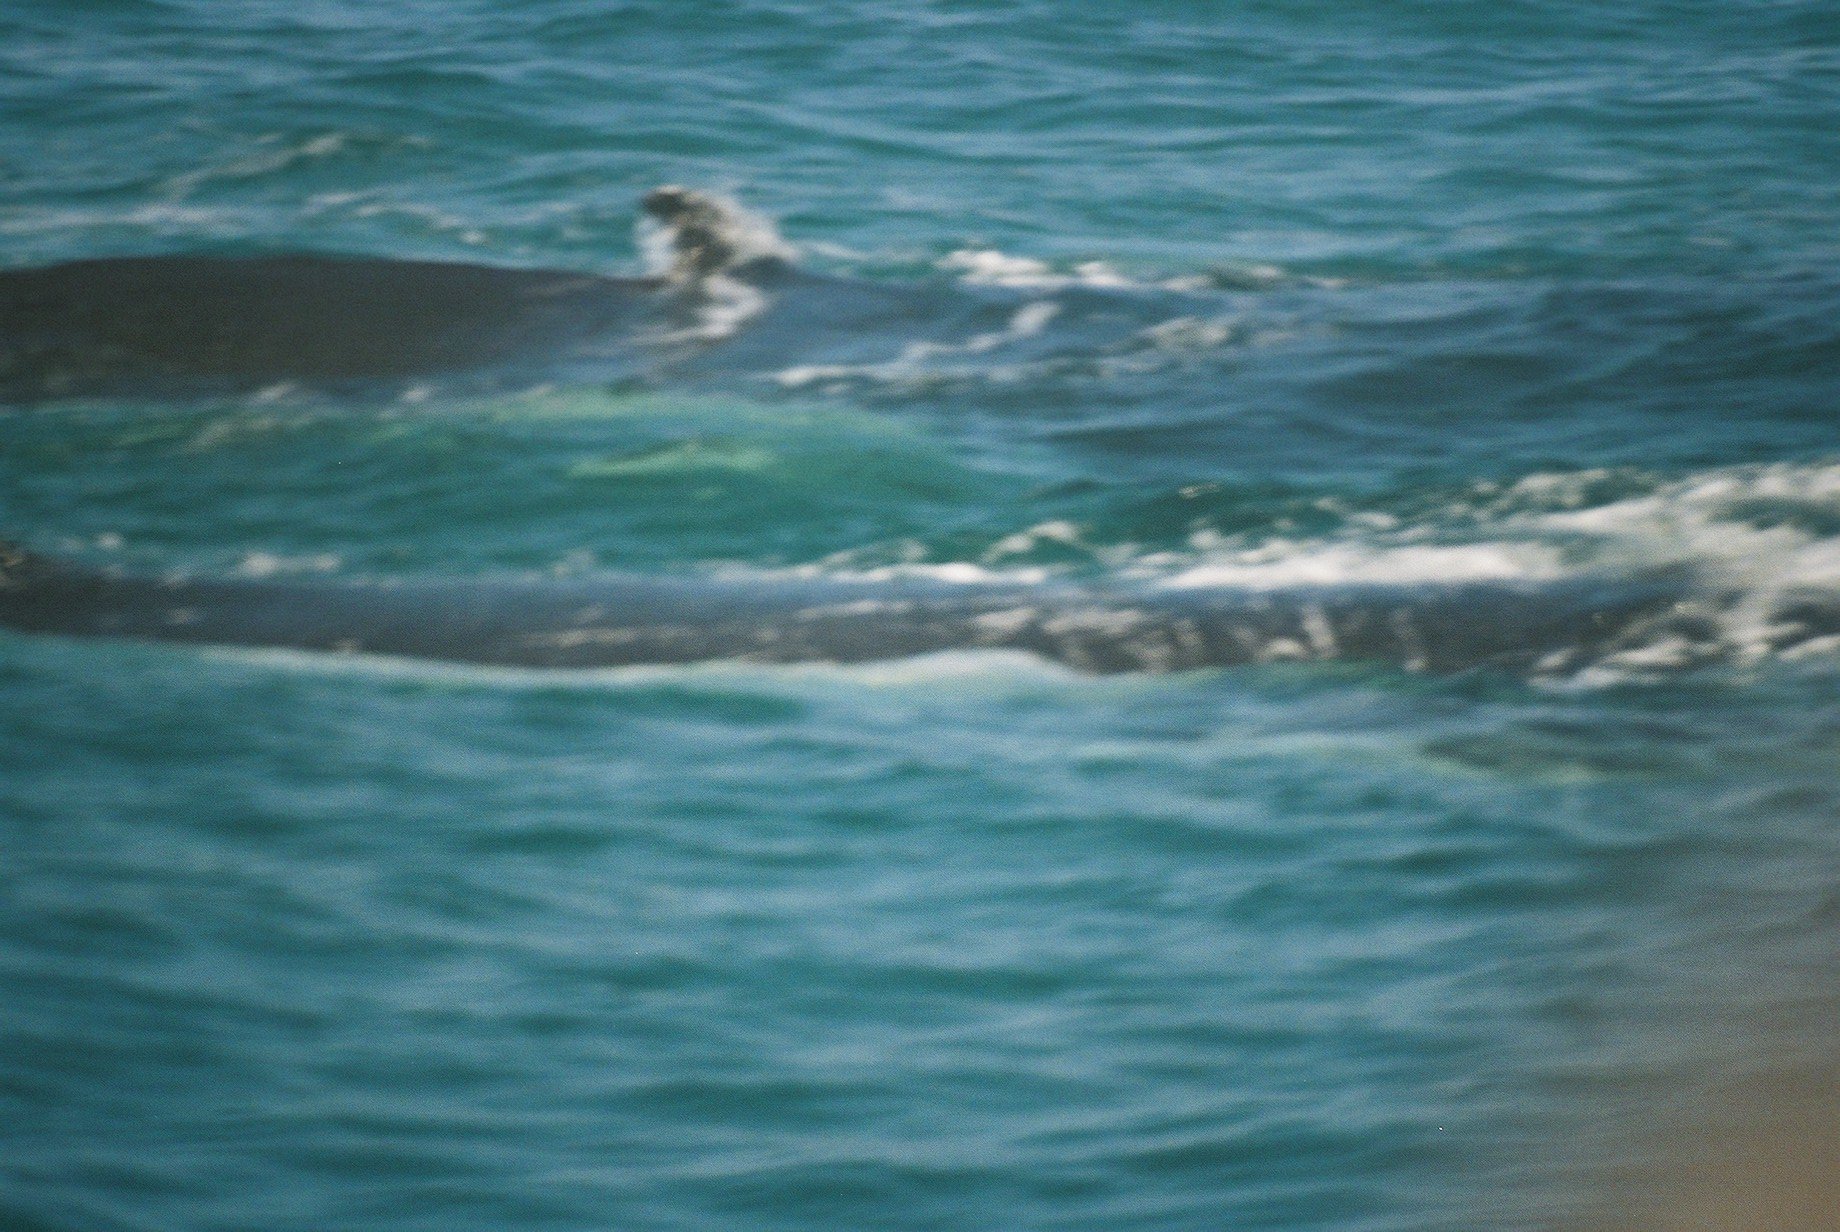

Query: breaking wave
left=748, top=459, right=1840, bottom=681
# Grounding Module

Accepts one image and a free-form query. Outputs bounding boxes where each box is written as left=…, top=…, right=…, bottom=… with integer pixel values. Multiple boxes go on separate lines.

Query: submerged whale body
left=0, top=253, right=672, bottom=400
left=1, top=540, right=1819, bottom=676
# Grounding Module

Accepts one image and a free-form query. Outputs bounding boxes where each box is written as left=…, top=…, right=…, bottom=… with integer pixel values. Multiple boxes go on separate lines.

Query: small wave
left=1162, top=461, right=1840, bottom=675
left=937, top=247, right=1319, bottom=294
left=940, top=249, right=1140, bottom=290
left=1511, top=463, right=1840, bottom=582
left=568, top=439, right=777, bottom=478
left=0, top=203, right=241, bottom=245
left=773, top=300, right=1062, bottom=389
left=345, top=199, right=490, bottom=247
left=736, top=458, right=1840, bottom=599
left=1505, top=463, right=1840, bottom=674
left=159, top=131, right=427, bottom=201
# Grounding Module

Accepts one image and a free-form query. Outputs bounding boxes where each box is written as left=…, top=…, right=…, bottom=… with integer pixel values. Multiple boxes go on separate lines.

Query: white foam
left=1135, top=315, right=1242, bottom=352
left=773, top=300, right=1061, bottom=388
left=716, top=559, right=1058, bottom=587
left=1507, top=462, right=1840, bottom=667
left=1493, top=464, right=1840, bottom=603
left=1152, top=542, right=1563, bottom=591
left=349, top=200, right=491, bottom=246
left=0, top=203, right=236, bottom=238
left=983, top=520, right=1087, bottom=561
left=936, top=247, right=1305, bottom=295
left=669, top=274, right=771, bottom=343
left=234, top=551, right=343, bottom=579
left=209, top=642, right=1083, bottom=694
left=1143, top=459, right=1840, bottom=673
left=808, top=458, right=1840, bottom=676
left=939, top=248, right=1137, bottom=290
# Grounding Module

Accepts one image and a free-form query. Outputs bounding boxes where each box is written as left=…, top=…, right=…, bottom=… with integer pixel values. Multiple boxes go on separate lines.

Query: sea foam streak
left=717, top=459, right=1840, bottom=680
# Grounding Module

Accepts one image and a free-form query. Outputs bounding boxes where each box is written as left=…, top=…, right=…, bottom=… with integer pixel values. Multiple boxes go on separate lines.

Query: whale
left=3, top=539, right=1823, bottom=675
left=0, top=188, right=828, bottom=402
left=0, top=186, right=1226, bottom=404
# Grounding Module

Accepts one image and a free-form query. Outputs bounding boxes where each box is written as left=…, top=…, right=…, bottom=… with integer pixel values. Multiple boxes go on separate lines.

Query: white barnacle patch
left=1258, top=637, right=1312, bottom=662
left=1781, top=632, right=1840, bottom=660
left=970, top=607, right=1040, bottom=641
left=163, top=607, right=200, bottom=626
left=1038, top=607, right=1159, bottom=671
left=523, top=627, right=641, bottom=649
left=1388, top=609, right=1428, bottom=672
left=796, top=598, right=910, bottom=620
left=1299, top=604, right=1337, bottom=657
left=1039, top=607, right=1152, bottom=639
left=1170, top=617, right=1206, bottom=666
left=1534, top=646, right=1581, bottom=675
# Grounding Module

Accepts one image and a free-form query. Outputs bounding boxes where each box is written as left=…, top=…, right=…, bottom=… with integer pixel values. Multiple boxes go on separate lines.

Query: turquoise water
left=4, top=2, right=1840, bottom=1229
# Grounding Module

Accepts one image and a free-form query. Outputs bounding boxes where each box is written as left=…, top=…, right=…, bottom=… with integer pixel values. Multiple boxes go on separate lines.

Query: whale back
left=0, top=254, right=665, bottom=400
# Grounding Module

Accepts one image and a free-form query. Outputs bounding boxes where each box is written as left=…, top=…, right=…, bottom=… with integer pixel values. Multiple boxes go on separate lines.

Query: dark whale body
left=0, top=254, right=670, bottom=400
left=1, top=542, right=1803, bottom=675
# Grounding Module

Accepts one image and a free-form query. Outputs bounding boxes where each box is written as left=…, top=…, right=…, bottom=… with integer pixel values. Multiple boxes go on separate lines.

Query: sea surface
left=4, top=2, right=1840, bottom=1229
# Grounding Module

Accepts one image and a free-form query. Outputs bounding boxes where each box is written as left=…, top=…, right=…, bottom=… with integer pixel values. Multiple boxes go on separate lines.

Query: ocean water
left=4, top=2, right=1840, bottom=1229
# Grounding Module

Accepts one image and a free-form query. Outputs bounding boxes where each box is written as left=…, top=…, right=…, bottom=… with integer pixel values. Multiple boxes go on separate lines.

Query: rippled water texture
left=4, top=2, right=1839, bottom=1230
